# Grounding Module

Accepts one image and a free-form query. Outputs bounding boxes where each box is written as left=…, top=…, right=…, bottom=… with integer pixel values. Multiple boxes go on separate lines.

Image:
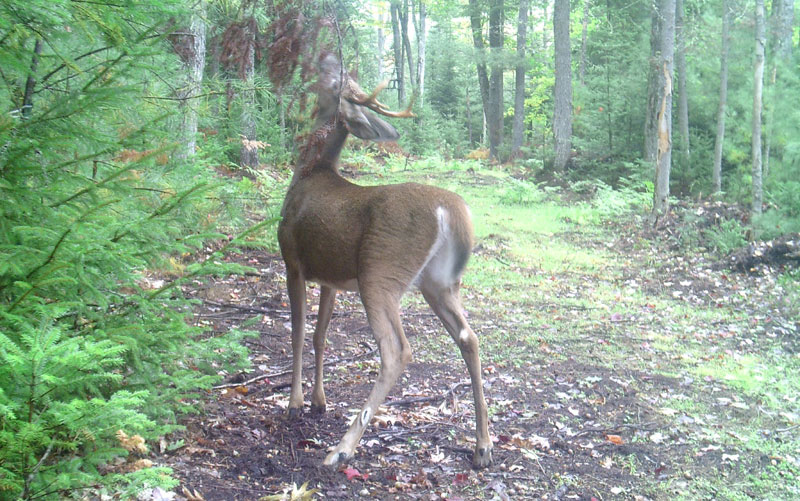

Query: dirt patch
left=154, top=249, right=708, bottom=501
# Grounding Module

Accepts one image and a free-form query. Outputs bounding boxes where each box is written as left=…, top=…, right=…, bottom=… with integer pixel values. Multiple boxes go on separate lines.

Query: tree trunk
left=712, top=0, right=730, bottom=194
left=176, top=4, right=206, bottom=160
left=239, top=20, right=258, bottom=168
left=401, top=0, right=415, bottom=89
left=377, top=12, right=386, bottom=83
left=644, top=2, right=662, bottom=163
left=751, top=0, right=765, bottom=219
left=511, top=0, right=529, bottom=157
left=415, top=0, right=428, bottom=106
left=466, top=84, right=474, bottom=144
left=652, top=0, right=675, bottom=218
left=488, top=0, right=504, bottom=160
left=675, top=0, right=689, bottom=167
left=580, top=0, right=589, bottom=85
left=391, top=2, right=406, bottom=104
left=763, top=0, right=793, bottom=180
left=554, top=0, right=573, bottom=172
left=773, top=0, right=793, bottom=60
left=22, top=38, right=43, bottom=119
left=468, top=0, right=491, bottom=148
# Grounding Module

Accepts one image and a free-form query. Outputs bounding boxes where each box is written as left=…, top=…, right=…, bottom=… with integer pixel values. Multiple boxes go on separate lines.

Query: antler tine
left=346, top=79, right=416, bottom=118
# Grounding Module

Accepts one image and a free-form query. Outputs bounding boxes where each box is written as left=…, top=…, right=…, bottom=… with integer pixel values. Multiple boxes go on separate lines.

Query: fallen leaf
left=341, top=467, right=368, bottom=481
left=606, top=434, right=624, bottom=445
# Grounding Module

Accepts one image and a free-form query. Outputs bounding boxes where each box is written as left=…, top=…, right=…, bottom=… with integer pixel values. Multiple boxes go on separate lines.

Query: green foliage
left=0, top=1, right=261, bottom=498
left=498, top=179, right=545, bottom=206
left=704, top=218, right=747, bottom=255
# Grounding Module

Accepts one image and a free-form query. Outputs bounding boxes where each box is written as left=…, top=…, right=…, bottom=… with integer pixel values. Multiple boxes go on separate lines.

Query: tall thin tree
left=752, top=0, right=766, bottom=218
left=239, top=18, right=258, bottom=168
left=675, top=0, right=690, bottom=167
left=763, top=0, right=794, bottom=178
left=511, top=0, right=529, bottom=157
left=644, top=1, right=663, bottom=163
left=553, top=0, right=573, bottom=172
left=488, top=0, right=504, bottom=160
left=175, top=3, right=207, bottom=160
left=652, top=0, right=676, bottom=217
left=391, top=1, right=406, bottom=104
left=579, top=0, right=590, bottom=85
left=712, top=0, right=730, bottom=194
left=414, top=0, right=428, bottom=106
left=468, top=0, right=491, bottom=145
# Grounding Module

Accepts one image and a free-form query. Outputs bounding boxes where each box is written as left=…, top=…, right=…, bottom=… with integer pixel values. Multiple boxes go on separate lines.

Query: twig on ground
left=384, top=381, right=471, bottom=408
left=212, top=347, right=378, bottom=389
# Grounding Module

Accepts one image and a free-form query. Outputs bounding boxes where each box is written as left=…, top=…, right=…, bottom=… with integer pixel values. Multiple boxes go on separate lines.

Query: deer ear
left=341, top=101, right=400, bottom=142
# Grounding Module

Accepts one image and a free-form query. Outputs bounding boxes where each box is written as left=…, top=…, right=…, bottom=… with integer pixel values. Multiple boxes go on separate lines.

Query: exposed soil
left=155, top=193, right=798, bottom=501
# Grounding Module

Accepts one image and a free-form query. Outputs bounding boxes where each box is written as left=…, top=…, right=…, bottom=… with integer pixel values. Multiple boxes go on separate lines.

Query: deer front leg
left=323, top=297, right=411, bottom=466
left=286, top=268, right=307, bottom=419
left=311, top=286, right=336, bottom=415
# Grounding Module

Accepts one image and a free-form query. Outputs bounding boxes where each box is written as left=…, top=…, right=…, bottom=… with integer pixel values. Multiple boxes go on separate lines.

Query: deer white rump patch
left=413, top=206, right=463, bottom=290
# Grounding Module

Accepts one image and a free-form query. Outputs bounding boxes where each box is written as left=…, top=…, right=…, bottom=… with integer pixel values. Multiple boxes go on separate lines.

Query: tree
left=174, top=2, right=207, bottom=160
left=763, top=0, right=794, bottom=177
left=511, top=0, right=529, bottom=157
left=414, top=0, right=428, bottom=106
left=651, top=0, right=676, bottom=217
left=377, top=9, right=386, bottom=83
left=644, top=2, right=663, bottom=163
left=468, top=0, right=491, bottom=149
left=391, top=1, right=406, bottom=104
left=488, top=0, right=504, bottom=159
left=752, top=0, right=766, bottom=218
left=239, top=18, right=258, bottom=168
left=675, top=0, right=689, bottom=167
left=712, top=0, right=730, bottom=194
left=398, top=0, right=415, bottom=91
left=579, top=0, right=589, bottom=84
left=553, top=0, right=573, bottom=172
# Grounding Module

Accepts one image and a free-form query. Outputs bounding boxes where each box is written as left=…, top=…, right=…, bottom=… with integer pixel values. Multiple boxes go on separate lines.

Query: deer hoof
left=323, top=450, right=350, bottom=467
left=287, top=407, right=303, bottom=420
left=310, top=403, right=326, bottom=415
left=472, top=446, right=493, bottom=469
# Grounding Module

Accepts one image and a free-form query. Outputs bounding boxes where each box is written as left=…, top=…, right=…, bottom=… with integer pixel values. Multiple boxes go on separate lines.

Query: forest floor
left=159, top=162, right=799, bottom=501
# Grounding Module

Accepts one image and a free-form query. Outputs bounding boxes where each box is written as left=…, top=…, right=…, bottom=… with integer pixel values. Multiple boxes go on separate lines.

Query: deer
left=277, top=52, right=492, bottom=469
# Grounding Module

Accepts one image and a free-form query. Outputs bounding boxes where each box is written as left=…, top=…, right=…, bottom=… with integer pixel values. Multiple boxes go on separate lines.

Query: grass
left=266, top=150, right=799, bottom=499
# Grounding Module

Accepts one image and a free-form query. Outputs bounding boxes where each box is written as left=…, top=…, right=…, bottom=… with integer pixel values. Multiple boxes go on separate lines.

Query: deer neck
left=293, top=117, right=350, bottom=183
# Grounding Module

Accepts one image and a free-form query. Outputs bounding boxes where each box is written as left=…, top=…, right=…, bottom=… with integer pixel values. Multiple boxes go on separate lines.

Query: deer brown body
left=277, top=53, right=492, bottom=468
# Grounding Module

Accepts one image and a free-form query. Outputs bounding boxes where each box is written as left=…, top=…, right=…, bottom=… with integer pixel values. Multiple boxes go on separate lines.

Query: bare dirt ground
left=158, top=200, right=798, bottom=501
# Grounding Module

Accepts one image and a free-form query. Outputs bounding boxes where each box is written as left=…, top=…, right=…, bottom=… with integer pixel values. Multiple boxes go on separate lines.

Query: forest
left=0, top=0, right=798, bottom=499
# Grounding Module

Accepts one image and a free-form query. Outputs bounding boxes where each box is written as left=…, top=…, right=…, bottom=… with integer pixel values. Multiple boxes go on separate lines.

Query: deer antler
left=344, top=79, right=416, bottom=119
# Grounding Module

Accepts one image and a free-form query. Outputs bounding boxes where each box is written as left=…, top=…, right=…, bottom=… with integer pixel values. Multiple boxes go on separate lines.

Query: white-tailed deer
left=277, top=53, right=492, bottom=468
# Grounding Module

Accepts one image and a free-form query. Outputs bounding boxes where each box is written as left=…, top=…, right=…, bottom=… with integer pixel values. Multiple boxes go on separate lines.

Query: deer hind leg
left=420, top=282, right=493, bottom=468
left=311, top=286, right=336, bottom=415
left=286, top=267, right=307, bottom=420
left=323, top=290, right=411, bottom=466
